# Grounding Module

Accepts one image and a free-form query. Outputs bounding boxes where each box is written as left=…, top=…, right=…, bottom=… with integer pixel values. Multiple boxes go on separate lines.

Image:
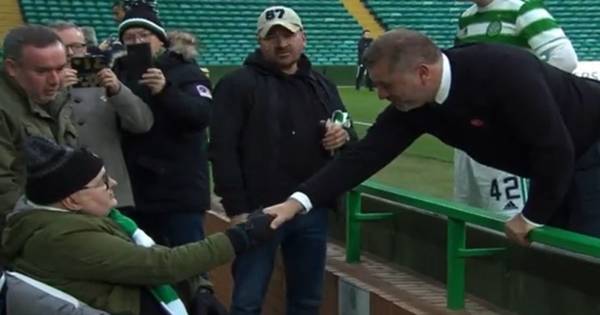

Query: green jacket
left=2, top=198, right=235, bottom=315
left=0, top=69, right=78, bottom=225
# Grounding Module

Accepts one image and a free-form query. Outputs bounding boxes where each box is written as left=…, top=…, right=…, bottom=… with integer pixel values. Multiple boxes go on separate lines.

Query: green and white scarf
left=108, top=209, right=188, bottom=315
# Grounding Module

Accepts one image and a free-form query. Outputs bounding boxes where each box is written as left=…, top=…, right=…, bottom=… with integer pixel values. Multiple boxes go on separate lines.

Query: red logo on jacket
left=470, top=118, right=485, bottom=127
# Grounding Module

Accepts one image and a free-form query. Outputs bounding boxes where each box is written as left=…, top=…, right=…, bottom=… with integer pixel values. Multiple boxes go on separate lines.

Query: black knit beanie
left=118, top=0, right=168, bottom=45
left=24, top=136, right=104, bottom=205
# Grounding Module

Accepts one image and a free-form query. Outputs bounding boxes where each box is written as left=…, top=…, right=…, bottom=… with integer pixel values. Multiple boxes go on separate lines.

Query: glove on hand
left=190, top=288, right=228, bottom=315
left=225, top=208, right=275, bottom=255
left=243, top=209, right=276, bottom=244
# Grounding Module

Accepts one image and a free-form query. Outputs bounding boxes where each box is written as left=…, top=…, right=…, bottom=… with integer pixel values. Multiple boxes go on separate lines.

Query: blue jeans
left=230, top=208, right=329, bottom=315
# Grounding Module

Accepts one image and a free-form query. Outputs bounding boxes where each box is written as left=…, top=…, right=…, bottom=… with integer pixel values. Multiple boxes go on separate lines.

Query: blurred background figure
left=355, top=29, right=373, bottom=91
left=112, top=0, right=127, bottom=23
left=80, top=25, right=104, bottom=56
left=97, top=1, right=128, bottom=63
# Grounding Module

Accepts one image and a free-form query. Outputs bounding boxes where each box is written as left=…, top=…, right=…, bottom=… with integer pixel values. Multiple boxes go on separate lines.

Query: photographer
left=49, top=21, right=153, bottom=213
left=113, top=1, right=214, bottom=251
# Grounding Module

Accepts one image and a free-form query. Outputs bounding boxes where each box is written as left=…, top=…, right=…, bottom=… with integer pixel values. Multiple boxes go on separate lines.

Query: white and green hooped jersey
left=456, top=0, right=569, bottom=64
left=454, top=0, right=576, bottom=217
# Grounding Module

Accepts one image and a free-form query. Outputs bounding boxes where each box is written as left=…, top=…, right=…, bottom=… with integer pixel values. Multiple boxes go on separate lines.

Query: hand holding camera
left=61, top=68, right=79, bottom=88
left=124, top=42, right=160, bottom=94
left=139, top=68, right=166, bottom=95
left=322, top=120, right=350, bottom=152
left=321, top=110, right=352, bottom=155
left=97, top=68, right=121, bottom=96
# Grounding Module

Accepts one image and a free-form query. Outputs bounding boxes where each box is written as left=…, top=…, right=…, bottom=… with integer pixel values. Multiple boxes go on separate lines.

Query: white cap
left=257, top=6, right=303, bottom=38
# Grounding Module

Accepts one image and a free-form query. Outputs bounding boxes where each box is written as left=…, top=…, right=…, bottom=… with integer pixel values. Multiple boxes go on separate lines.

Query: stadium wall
left=327, top=196, right=600, bottom=315
left=203, top=210, right=451, bottom=315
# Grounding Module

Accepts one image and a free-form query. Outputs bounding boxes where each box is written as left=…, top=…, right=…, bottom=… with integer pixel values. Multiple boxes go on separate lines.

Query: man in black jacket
left=210, top=6, right=355, bottom=315
left=114, top=2, right=213, bottom=250
left=264, top=28, right=600, bottom=246
left=356, top=29, right=373, bottom=91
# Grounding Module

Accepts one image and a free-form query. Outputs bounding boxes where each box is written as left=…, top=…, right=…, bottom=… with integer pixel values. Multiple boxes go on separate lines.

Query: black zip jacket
left=210, top=50, right=356, bottom=216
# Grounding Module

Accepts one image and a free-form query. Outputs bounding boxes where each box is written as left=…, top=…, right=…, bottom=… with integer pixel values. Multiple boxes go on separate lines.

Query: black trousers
left=548, top=141, right=600, bottom=237
left=355, top=64, right=373, bottom=90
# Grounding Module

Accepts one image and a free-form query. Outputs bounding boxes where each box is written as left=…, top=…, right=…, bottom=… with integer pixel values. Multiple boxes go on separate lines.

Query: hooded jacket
left=210, top=50, right=356, bottom=217
left=2, top=197, right=234, bottom=315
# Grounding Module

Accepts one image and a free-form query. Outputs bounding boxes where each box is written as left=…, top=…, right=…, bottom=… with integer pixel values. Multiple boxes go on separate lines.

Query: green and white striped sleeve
left=517, top=0, right=578, bottom=71
left=456, top=2, right=527, bottom=47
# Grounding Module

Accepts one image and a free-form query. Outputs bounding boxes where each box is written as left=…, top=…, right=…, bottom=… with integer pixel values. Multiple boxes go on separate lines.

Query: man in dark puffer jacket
left=114, top=0, right=213, bottom=250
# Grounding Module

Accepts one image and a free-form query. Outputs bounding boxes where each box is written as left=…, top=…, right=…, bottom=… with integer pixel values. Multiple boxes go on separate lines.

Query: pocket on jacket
left=63, top=123, right=78, bottom=146
left=22, top=122, right=42, bottom=137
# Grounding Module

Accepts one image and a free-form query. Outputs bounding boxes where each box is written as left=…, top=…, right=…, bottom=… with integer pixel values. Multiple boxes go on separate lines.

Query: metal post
left=447, top=218, right=466, bottom=310
left=346, top=191, right=362, bottom=263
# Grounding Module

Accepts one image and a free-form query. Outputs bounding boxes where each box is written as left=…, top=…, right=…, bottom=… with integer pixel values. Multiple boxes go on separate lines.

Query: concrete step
left=204, top=209, right=511, bottom=314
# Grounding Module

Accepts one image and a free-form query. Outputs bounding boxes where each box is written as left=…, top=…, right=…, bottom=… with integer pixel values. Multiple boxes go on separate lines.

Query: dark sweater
left=210, top=50, right=356, bottom=216
left=300, top=43, right=600, bottom=224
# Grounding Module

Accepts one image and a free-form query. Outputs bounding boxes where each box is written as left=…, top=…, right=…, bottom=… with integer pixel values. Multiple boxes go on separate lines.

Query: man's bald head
left=363, top=28, right=441, bottom=73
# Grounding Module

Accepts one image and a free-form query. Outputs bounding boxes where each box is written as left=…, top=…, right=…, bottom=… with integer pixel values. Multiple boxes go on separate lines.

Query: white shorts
left=453, top=149, right=528, bottom=217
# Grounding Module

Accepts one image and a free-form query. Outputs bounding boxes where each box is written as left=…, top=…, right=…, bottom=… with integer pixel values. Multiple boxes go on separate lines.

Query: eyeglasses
left=65, top=42, right=87, bottom=53
left=122, top=31, right=154, bottom=44
left=84, top=172, right=110, bottom=190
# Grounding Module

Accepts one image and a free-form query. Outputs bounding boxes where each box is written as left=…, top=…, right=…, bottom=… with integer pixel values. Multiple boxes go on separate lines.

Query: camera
left=70, top=55, right=108, bottom=88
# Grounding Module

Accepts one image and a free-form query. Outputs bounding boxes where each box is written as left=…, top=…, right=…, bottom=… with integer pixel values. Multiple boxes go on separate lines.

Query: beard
left=274, top=50, right=299, bottom=65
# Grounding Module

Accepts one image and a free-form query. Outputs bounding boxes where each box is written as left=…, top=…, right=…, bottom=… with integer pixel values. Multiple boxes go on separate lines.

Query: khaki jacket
left=0, top=69, right=78, bottom=226
left=2, top=198, right=235, bottom=315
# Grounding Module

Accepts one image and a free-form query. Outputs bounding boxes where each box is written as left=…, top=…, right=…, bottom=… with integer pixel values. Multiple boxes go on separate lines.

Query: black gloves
left=190, top=288, right=228, bottom=315
left=225, top=209, right=275, bottom=255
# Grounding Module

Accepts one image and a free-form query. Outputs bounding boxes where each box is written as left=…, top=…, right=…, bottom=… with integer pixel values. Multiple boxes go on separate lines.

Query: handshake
left=224, top=209, right=276, bottom=255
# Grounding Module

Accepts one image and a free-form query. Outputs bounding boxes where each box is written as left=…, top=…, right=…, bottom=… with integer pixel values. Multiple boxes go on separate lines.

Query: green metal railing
left=346, top=180, right=600, bottom=310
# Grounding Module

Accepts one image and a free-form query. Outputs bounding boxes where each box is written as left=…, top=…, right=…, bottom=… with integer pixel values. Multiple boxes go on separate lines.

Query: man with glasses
left=49, top=21, right=153, bottom=213
left=211, top=6, right=355, bottom=315
left=0, top=25, right=78, bottom=231
left=114, top=1, right=214, bottom=254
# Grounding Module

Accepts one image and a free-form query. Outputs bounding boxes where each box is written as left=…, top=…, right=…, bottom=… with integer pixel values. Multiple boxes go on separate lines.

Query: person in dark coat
left=263, top=28, right=600, bottom=247
left=355, top=29, right=373, bottom=91
left=210, top=6, right=356, bottom=315
left=114, top=0, right=213, bottom=248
